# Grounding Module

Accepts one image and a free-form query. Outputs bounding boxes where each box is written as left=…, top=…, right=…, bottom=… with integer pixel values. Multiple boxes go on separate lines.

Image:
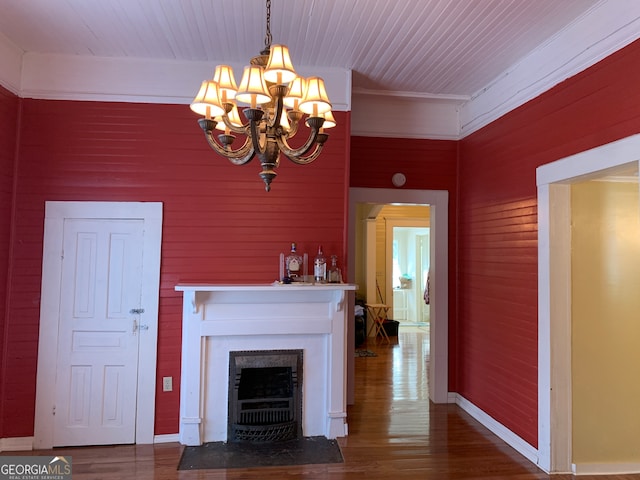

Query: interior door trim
left=34, top=201, right=163, bottom=449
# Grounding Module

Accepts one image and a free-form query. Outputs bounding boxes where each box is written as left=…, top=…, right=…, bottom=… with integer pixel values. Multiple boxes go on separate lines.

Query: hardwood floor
left=8, top=330, right=640, bottom=479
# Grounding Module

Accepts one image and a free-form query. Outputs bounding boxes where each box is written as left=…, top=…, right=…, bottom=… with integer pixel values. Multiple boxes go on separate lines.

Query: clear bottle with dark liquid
left=285, top=242, right=303, bottom=281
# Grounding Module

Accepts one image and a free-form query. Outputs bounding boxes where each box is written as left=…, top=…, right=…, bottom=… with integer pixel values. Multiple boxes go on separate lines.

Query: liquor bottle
left=314, top=245, right=327, bottom=283
left=285, top=243, right=303, bottom=281
left=328, top=255, right=342, bottom=283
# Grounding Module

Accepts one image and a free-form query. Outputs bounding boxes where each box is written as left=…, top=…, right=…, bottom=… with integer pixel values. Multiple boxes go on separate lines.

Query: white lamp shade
left=214, top=105, right=244, bottom=131
left=212, top=65, right=238, bottom=102
left=284, top=76, right=307, bottom=109
left=226, top=104, right=244, bottom=127
left=190, top=80, right=225, bottom=118
left=235, top=66, right=271, bottom=106
left=320, top=110, right=337, bottom=128
left=264, top=44, right=297, bottom=84
left=299, top=76, right=332, bottom=115
left=213, top=116, right=226, bottom=131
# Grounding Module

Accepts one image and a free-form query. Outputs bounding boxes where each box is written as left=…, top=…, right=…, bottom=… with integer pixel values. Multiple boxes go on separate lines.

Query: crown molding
left=18, top=52, right=351, bottom=112
left=352, top=87, right=469, bottom=103
left=459, top=0, right=640, bottom=137
left=0, top=31, right=23, bottom=94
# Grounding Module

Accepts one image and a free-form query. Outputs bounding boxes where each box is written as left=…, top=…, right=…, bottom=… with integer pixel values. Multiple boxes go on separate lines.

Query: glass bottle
left=313, top=245, right=327, bottom=283
left=285, top=243, right=303, bottom=281
left=328, top=255, right=342, bottom=283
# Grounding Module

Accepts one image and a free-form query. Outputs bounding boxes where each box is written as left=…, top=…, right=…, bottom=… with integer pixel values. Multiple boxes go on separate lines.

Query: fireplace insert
left=228, top=350, right=303, bottom=442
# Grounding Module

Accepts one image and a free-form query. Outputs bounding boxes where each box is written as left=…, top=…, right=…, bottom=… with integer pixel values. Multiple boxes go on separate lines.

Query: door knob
left=132, top=318, right=149, bottom=335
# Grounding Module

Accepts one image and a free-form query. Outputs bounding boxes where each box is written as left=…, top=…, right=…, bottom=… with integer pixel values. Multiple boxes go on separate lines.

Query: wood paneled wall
left=6, top=99, right=350, bottom=436
left=0, top=86, right=18, bottom=439
left=3, top=36, right=640, bottom=447
left=457, top=37, right=640, bottom=447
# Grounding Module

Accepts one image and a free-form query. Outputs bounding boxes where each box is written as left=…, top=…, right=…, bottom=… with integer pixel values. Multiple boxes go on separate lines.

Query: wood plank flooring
left=7, top=330, right=640, bottom=479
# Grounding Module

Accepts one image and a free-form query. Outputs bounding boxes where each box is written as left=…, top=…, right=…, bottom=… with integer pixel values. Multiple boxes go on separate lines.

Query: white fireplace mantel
left=175, top=283, right=357, bottom=445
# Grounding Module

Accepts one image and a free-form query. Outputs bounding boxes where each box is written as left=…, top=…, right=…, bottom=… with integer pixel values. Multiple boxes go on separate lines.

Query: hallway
left=12, top=331, right=640, bottom=479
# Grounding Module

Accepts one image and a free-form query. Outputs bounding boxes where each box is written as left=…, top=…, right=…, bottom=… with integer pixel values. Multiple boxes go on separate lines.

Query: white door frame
left=34, top=201, right=163, bottom=448
left=536, top=134, right=640, bottom=473
left=349, top=188, right=449, bottom=403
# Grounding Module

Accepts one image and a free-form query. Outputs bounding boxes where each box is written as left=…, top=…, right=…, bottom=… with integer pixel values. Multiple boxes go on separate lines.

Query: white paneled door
left=54, top=219, right=144, bottom=446
left=34, top=202, right=162, bottom=449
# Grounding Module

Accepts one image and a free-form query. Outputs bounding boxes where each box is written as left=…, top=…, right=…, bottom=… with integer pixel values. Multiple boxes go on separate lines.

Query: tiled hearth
left=175, top=284, right=356, bottom=445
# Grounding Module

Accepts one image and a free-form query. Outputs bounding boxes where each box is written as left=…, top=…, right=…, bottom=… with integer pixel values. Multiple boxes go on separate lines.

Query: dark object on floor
left=178, top=436, right=343, bottom=470
left=355, top=349, right=377, bottom=357
left=355, top=315, right=366, bottom=347
left=383, top=319, right=399, bottom=337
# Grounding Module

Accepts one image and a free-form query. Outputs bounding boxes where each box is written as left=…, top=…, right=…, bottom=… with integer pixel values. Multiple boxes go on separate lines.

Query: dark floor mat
left=178, top=436, right=344, bottom=470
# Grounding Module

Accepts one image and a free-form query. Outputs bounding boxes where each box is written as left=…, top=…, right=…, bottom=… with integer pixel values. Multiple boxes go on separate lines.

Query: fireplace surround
left=175, top=283, right=356, bottom=445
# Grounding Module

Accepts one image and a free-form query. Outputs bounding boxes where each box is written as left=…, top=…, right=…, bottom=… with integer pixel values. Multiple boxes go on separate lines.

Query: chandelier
left=190, top=0, right=335, bottom=192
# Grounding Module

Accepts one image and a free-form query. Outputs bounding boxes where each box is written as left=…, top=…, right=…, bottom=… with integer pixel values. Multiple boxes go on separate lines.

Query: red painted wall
left=4, top=36, right=640, bottom=446
left=349, top=136, right=459, bottom=388
left=6, top=100, right=350, bottom=436
left=0, top=86, right=18, bottom=439
left=458, top=37, right=640, bottom=446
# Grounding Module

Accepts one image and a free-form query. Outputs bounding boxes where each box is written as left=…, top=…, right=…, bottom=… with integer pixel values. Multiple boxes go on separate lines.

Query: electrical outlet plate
left=162, top=376, right=173, bottom=392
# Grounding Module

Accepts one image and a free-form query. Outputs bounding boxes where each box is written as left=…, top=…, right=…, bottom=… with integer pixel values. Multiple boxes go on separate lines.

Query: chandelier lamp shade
left=190, top=0, right=334, bottom=191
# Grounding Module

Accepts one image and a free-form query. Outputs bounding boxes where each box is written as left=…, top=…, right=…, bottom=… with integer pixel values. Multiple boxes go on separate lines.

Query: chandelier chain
left=264, top=0, right=272, bottom=50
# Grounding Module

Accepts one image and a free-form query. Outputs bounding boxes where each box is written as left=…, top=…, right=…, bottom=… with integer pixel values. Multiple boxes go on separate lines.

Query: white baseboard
left=454, top=394, right=538, bottom=466
left=572, top=462, right=640, bottom=475
left=1, top=434, right=181, bottom=450
left=154, top=433, right=180, bottom=444
left=1, top=437, right=33, bottom=452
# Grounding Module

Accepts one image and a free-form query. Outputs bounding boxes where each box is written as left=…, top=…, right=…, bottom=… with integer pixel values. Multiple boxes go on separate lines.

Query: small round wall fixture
left=392, top=172, right=406, bottom=187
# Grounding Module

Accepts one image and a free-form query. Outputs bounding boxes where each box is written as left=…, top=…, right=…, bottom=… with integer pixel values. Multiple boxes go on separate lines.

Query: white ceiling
left=0, top=0, right=602, bottom=97
left=0, top=0, right=639, bottom=138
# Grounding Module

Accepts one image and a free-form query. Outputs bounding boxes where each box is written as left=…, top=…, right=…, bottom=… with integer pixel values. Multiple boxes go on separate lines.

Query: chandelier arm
left=282, top=142, right=325, bottom=165
left=248, top=118, right=267, bottom=156
left=275, top=127, right=321, bottom=159
left=286, top=110, right=303, bottom=138
left=222, top=114, right=249, bottom=135
left=285, top=119, right=299, bottom=138
left=203, top=130, right=255, bottom=165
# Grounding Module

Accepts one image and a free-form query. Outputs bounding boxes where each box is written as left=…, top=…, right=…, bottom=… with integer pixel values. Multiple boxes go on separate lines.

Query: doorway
left=348, top=188, right=449, bottom=404
left=388, top=223, right=430, bottom=326
left=537, top=134, right=640, bottom=474
left=34, top=201, right=163, bottom=448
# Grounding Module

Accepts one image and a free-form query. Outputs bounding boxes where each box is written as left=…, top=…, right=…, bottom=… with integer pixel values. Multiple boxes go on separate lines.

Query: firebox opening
left=228, top=350, right=303, bottom=443
left=238, top=367, right=292, bottom=402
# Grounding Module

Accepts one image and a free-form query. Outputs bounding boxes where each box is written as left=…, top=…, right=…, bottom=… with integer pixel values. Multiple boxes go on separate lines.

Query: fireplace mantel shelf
left=176, top=283, right=357, bottom=291
left=176, top=283, right=356, bottom=314
left=175, top=283, right=356, bottom=446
